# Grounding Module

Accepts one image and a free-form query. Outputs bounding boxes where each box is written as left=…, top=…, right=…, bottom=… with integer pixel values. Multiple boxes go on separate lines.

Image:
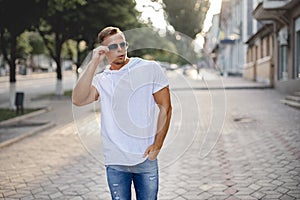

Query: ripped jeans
left=106, top=159, right=159, bottom=200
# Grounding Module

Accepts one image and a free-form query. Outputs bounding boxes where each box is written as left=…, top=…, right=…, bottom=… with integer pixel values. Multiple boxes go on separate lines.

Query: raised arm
left=72, top=46, right=108, bottom=106
left=144, top=87, right=172, bottom=160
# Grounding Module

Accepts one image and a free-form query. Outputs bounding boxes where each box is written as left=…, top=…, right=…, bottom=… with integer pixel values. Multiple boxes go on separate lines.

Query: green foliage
left=64, top=90, right=73, bottom=97
left=17, top=31, right=46, bottom=57
left=0, top=0, right=47, bottom=36
left=37, top=0, right=88, bottom=79
left=1, top=0, right=199, bottom=82
left=163, top=0, right=210, bottom=39
left=61, top=40, right=77, bottom=60
left=135, top=49, right=186, bottom=65
left=37, top=0, right=142, bottom=79
left=28, top=32, right=47, bottom=55
left=0, top=0, right=47, bottom=82
left=125, top=27, right=195, bottom=65
left=47, top=0, right=87, bottom=15
left=72, top=0, right=142, bottom=47
left=0, top=108, right=40, bottom=122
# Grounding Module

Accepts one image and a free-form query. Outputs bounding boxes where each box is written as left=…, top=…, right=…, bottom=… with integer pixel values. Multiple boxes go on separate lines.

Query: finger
left=143, top=147, right=151, bottom=158
left=143, top=150, right=149, bottom=158
left=98, top=50, right=105, bottom=55
left=100, top=48, right=109, bottom=55
left=148, top=154, right=157, bottom=161
left=148, top=150, right=159, bottom=160
left=103, top=46, right=109, bottom=52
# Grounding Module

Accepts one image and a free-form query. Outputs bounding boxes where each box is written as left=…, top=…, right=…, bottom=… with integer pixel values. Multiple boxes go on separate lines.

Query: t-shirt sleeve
left=152, top=62, right=169, bottom=94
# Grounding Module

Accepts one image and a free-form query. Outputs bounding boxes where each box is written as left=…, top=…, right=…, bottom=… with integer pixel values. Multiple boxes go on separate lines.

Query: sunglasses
left=107, top=41, right=128, bottom=51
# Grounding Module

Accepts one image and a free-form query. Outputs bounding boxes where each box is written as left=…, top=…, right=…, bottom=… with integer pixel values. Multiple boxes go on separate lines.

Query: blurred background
left=1, top=0, right=299, bottom=109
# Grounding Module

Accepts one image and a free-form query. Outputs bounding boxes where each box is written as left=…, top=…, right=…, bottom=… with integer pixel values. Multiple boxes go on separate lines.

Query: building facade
left=205, top=0, right=300, bottom=94
left=205, top=0, right=258, bottom=77
left=204, top=14, right=220, bottom=70
left=246, top=0, right=300, bottom=93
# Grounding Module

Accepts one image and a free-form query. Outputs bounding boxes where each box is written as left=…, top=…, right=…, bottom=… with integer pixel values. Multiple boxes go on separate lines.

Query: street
left=0, top=71, right=76, bottom=106
left=0, top=69, right=300, bottom=199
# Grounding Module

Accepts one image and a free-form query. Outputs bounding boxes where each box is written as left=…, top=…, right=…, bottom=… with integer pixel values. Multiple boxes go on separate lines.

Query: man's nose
left=117, top=44, right=123, bottom=51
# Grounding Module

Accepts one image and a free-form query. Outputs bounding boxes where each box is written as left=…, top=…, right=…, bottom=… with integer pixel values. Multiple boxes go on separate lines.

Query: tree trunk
left=55, top=79, right=63, bottom=96
left=1, top=30, right=16, bottom=83
left=75, top=40, right=81, bottom=80
left=55, top=57, right=63, bottom=96
left=9, top=60, right=17, bottom=109
left=4, top=35, right=17, bottom=109
left=37, top=30, right=64, bottom=95
left=55, top=33, right=63, bottom=95
left=10, top=35, right=18, bottom=109
left=9, top=34, right=17, bottom=82
left=55, top=33, right=63, bottom=80
left=1, top=30, right=18, bottom=109
left=9, top=82, right=16, bottom=110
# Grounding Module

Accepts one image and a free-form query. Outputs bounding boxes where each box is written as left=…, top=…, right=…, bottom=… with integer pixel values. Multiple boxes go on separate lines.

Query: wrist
left=89, top=58, right=101, bottom=68
left=153, top=142, right=163, bottom=150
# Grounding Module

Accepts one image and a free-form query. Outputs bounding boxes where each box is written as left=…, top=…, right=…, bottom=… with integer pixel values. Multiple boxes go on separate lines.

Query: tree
left=0, top=0, right=47, bottom=108
left=37, top=0, right=86, bottom=95
left=17, top=31, right=46, bottom=58
left=160, top=0, right=210, bottom=65
left=163, top=0, right=210, bottom=39
left=38, top=0, right=142, bottom=89
left=70, top=0, right=142, bottom=77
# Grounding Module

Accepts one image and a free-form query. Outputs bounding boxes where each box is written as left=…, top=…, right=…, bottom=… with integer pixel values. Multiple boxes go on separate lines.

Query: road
left=0, top=71, right=76, bottom=106
left=0, top=69, right=299, bottom=199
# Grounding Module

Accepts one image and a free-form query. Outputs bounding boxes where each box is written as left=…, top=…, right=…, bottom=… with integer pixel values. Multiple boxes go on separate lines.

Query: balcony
left=252, top=2, right=282, bottom=21
left=263, top=0, right=293, bottom=9
left=252, top=0, right=298, bottom=24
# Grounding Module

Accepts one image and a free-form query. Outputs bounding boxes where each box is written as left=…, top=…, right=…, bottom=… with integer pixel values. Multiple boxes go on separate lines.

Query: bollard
left=15, top=92, right=24, bottom=114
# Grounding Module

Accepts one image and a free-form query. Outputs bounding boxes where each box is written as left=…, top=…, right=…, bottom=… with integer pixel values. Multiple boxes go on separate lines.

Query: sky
left=135, top=0, right=167, bottom=30
left=202, top=0, right=222, bottom=33
left=135, top=0, right=222, bottom=33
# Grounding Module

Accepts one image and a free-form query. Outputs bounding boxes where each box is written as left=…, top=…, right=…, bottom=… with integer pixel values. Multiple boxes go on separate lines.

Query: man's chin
left=113, top=60, right=125, bottom=65
left=113, top=57, right=126, bottom=65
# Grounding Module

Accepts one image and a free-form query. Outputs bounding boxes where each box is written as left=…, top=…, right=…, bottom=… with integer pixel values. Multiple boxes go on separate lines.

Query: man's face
left=102, top=33, right=128, bottom=66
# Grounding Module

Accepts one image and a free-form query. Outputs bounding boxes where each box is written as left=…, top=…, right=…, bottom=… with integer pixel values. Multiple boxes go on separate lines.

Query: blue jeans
left=106, top=159, right=159, bottom=200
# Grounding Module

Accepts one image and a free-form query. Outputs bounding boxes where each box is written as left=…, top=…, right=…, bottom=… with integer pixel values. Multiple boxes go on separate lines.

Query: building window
left=278, top=46, right=283, bottom=80
left=259, top=41, right=262, bottom=59
left=278, top=26, right=289, bottom=80
left=295, top=17, right=300, bottom=79
left=295, top=30, right=300, bottom=78
left=266, top=36, right=270, bottom=56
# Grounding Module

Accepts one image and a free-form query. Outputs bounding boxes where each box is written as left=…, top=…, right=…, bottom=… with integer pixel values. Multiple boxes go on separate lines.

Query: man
left=72, top=26, right=172, bottom=200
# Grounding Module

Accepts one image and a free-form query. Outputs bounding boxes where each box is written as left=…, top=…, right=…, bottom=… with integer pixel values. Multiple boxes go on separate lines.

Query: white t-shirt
left=92, top=57, right=169, bottom=165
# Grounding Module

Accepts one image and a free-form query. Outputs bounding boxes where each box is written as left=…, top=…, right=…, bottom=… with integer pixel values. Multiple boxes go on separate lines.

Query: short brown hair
left=98, top=26, right=122, bottom=44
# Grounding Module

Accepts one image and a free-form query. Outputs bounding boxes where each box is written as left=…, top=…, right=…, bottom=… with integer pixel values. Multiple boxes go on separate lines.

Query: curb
left=172, top=85, right=273, bottom=91
left=0, top=106, right=52, bottom=126
left=0, top=122, right=56, bottom=148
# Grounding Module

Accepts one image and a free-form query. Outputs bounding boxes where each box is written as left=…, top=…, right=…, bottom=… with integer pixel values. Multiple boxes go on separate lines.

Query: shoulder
left=133, top=57, right=162, bottom=70
left=93, top=72, right=104, bottom=81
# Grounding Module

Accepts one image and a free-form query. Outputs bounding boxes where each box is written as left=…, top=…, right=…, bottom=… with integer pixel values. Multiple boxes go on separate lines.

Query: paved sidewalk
left=0, top=71, right=76, bottom=147
left=0, top=97, right=74, bottom=147
left=0, top=72, right=299, bottom=199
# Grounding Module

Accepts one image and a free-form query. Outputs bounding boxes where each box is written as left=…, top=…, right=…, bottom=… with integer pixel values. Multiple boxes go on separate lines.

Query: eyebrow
left=107, top=41, right=125, bottom=45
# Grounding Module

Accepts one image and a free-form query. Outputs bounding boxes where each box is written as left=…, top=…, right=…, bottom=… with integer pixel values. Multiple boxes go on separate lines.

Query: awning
left=253, top=2, right=282, bottom=21
left=220, top=38, right=236, bottom=44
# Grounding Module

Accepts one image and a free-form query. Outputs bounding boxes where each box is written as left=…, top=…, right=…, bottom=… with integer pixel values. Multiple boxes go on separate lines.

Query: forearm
left=72, top=59, right=98, bottom=105
left=153, top=105, right=172, bottom=149
left=72, top=45, right=108, bottom=106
